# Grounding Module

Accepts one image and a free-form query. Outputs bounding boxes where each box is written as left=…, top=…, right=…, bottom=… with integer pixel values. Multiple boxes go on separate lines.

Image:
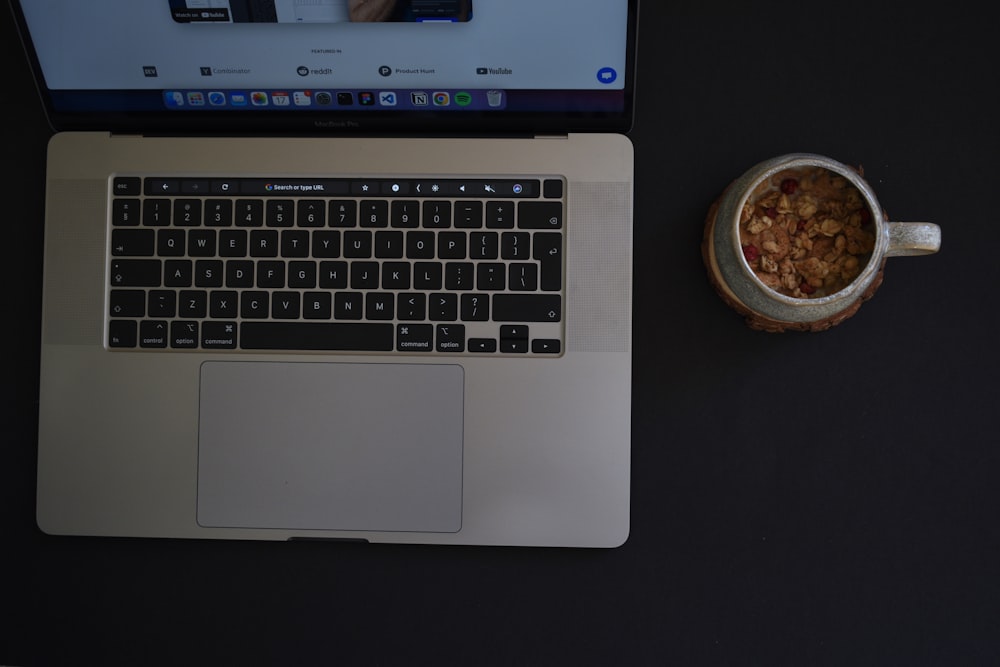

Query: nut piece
left=738, top=166, right=876, bottom=298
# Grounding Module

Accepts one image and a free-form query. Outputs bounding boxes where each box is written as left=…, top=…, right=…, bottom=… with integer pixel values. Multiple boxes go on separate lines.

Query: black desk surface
left=3, top=3, right=998, bottom=665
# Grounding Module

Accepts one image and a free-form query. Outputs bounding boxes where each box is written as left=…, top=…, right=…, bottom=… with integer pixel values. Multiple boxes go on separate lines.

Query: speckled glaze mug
left=702, top=153, right=941, bottom=332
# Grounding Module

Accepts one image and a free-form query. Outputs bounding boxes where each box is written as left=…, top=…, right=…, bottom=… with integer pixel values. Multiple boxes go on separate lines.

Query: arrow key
left=531, top=339, right=561, bottom=354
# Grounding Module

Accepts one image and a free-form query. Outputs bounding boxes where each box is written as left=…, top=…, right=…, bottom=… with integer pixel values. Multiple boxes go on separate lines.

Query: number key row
left=111, top=198, right=555, bottom=229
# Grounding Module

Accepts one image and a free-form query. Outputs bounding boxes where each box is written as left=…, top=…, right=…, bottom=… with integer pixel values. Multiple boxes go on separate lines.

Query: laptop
left=10, top=0, right=636, bottom=547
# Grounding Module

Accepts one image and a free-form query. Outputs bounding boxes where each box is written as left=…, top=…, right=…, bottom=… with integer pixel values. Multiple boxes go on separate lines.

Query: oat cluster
left=739, top=167, right=876, bottom=299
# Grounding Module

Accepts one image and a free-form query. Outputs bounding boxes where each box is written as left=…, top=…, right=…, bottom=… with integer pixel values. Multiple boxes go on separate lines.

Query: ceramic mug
left=702, top=153, right=941, bottom=332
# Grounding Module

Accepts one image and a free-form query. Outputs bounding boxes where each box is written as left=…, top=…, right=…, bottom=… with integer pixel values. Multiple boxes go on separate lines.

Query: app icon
left=315, top=91, right=333, bottom=105
left=476, top=67, right=488, bottom=75
left=487, top=90, right=503, bottom=107
left=379, top=91, right=397, bottom=106
left=454, top=91, right=472, bottom=107
left=337, top=92, right=354, bottom=105
left=251, top=91, right=269, bottom=106
left=432, top=91, right=450, bottom=106
left=272, top=92, right=290, bottom=106
left=208, top=91, right=226, bottom=106
left=359, top=92, right=375, bottom=106
left=378, top=65, right=392, bottom=77
left=187, top=91, right=205, bottom=106
left=411, top=91, right=429, bottom=106
left=297, top=66, right=310, bottom=77
left=230, top=91, right=248, bottom=106
left=200, top=66, right=212, bottom=76
left=293, top=91, right=312, bottom=106
left=597, top=67, right=618, bottom=84
left=165, top=91, right=184, bottom=108
left=143, top=66, right=159, bottom=78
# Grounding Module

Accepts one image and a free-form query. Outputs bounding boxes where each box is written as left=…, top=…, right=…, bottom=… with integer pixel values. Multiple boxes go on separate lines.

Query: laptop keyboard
left=107, top=176, right=565, bottom=355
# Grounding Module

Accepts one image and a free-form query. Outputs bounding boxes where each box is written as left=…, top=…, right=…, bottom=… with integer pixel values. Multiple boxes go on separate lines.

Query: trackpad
left=197, top=362, right=464, bottom=533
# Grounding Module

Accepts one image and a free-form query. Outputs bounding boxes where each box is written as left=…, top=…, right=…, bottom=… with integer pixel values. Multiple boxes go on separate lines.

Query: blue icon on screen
left=597, top=67, right=618, bottom=84
left=164, top=91, right=184, bottom=108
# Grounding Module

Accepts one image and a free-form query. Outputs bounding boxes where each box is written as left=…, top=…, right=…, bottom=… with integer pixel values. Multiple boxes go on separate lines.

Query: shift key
left=492, top=294, right=561, bottom=322
left=110, top=259, right=161, bottom=287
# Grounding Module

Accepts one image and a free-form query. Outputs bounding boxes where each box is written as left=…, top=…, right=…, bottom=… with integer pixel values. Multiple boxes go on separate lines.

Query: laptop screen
left=10, top=0, right=637, bottom=134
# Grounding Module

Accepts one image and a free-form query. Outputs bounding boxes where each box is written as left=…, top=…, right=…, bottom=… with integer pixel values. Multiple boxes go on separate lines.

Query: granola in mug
left=739, top=167, right=876, bottom=298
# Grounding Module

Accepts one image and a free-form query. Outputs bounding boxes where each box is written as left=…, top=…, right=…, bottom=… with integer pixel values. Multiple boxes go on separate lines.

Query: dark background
left=3, top=2, right=998, bottom=665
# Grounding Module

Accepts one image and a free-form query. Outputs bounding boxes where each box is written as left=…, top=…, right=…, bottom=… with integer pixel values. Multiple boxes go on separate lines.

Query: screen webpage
left=18, top=0, right=629, bottom=115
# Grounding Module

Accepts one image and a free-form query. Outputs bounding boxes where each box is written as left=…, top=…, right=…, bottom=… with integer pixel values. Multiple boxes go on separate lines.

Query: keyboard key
left=297, top=200, right=326, bottom=227
left=396, top=323, right=433, bottom=352
left=460, top=293, right=489, bottom=321
left=360, top=200, right=389, bottom=227
left=174, top=199, right=202, bottom=226
left=455, top=201, right=483, bottom=228
left=202, top=321, right=237, bottom=349
left=110, top=259, right=161, bottom=287
left=109, top=290, right=145, bottom=317
left=429, top=293, right=458, bottom=321
left=235, top=200, right=264, bottom=227
left=532, top=232, right=563, bottom=291
left=143, top=199, right=171, bottom=226
left=302, top=292, right=332, bottom=319
left=397, top=293, right=426, bottom=320
left=329, top=200, right=357, bottom=227
left=392, top=200, right=420, bottom=228
left=423, top=201, right=451, bottom=229
left=204, top=199, right=233, bottom=226
left=468, top=338, right=497, bottom=353
left=111, top=229, right=155, bottom=256
left=334, top=292, right=363, bottom=319
left=518, top=201, right=562, bottom=229
left=532, top=339, right=561, bottom=354
left=112, top=199, right=141, bottom=226
left=266, top=200, right=294, bottom=227
left=486, top=201, right=515, bottom=229
left=492, top=294, right=561, bottom=322
left=113, top=177, right=141, bottom=196
left=436, top=324, right=465, bottom=352
left=241, top=322, right=393, bottom=351
left=170, top=321, right=199, bottom=348
left=508, top=263, right=538, bottom=291
left=139, top=320, right=169, bottom=348
left=241, top=291, right=269, bottom=318
left=476, top=263, right=505, bottom=290
left=366, top=293, right=395, bottom=320
left=445, top=262, right=474, bottom=290
left=148, top=290, right=177, bottom=318
left=271, top=292, right=301, bottom=319
left=500, top=325, right=529, bottom=353
left=108, top=320, right=137, bottom=347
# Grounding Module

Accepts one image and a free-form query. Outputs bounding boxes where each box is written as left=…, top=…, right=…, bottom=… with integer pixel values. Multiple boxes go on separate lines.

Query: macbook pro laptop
left=10, top=0, right=636, bottom=547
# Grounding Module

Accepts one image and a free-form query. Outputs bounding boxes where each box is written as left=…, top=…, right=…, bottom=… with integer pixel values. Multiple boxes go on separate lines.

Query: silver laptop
left=11, top=0, right=636, bottom=547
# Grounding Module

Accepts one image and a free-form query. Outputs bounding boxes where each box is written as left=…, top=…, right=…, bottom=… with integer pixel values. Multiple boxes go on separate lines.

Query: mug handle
left=885, top=222, right=942, bottom=257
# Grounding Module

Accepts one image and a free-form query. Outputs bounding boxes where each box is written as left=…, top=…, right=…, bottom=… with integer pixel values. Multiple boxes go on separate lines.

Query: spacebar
left=240, top=322, right=394, bottom=351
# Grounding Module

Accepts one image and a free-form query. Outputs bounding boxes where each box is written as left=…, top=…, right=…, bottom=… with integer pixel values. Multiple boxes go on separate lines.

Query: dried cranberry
left=859, top=207, right=872, bottom=226
left=796, top=219, right=808, bottom=232
left=780, top=178, right=798, bottom=195
left=799, top=281, right=816, bottom=295
left=766, top=207, right=778, bottom=219
left=742, top=244, right=760, bottom=262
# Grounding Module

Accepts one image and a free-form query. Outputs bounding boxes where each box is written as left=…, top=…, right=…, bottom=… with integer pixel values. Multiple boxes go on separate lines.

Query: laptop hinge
left=534, top=134, right=570, bottom=140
